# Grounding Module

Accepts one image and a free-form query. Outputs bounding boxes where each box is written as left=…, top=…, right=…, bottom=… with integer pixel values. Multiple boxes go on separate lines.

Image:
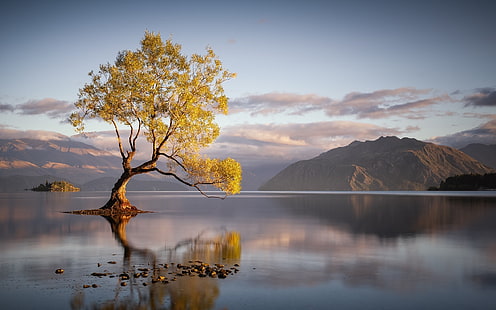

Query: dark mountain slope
left=260, top=136, right=494, bottom=191
left=459, top=143, right=496, bottom=169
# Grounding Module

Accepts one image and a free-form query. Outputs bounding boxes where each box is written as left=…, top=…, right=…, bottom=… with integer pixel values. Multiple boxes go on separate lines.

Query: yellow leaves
left=69, top=112, right=85, bottom=133
left=183, top=155, right=242, bottom=195
left=71, top=31, right=241, bottom=196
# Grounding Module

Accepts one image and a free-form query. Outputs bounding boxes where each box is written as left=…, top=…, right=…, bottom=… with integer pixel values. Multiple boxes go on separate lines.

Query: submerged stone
left=91, top=272, right=111, bottom=277
left=119, top=273, right=130, bottom=280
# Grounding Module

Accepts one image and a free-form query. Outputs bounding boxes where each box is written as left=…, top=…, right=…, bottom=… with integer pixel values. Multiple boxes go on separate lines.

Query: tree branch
left=132, top=119, right=141, bottom=151
left=128, top=122, right=135, bottom=152
left=154, top=117, right=174, bottom=159
left=152, top=167, right=226, bottom=199
left=157, top=152, right=188, bottom=172
left=111, top=119, right=126, bottom=160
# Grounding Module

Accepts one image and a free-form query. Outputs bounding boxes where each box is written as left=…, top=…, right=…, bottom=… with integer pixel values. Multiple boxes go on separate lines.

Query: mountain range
left=0, top=138, right=185, bottom=192
left=0, top=136, right=494, bottom=192
left=459, top=143, right=496, bottom=170
left=0, top=138, right=120, bottom=182
left=260, top=136, right=495, bottom=191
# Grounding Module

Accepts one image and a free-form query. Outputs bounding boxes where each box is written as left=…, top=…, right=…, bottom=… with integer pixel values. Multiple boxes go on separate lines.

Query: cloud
left=204, top=121, right=403, bottom=166
left=463, top=88, right=496, bottom=107
left=16, top=98, right=73, bottom=118
left=325, top=88, right=450, bottom=119
left=71, top=130, right=155, bottom=160
left=230, top=88, right=451, bottom=120
left=0, top=127, right=68, bottom=140
left=229, top=92, right=333, bottom=116
left=72, top=131, right=125, bottom=155
left=0, top=104, right=15, bottom=112
left=429, top=119, right=496, bottom=148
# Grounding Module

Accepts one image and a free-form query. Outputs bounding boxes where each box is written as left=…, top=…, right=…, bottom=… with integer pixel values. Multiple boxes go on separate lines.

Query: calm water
left=1, top=191, right=496, bottom=309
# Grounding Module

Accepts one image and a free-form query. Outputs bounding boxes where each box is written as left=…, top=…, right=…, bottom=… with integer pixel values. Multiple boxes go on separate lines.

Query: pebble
left=54, top=260, right=241, bottom=289
left=91, top=272, right=110, bottom=277
left=119, top=273, right=130, bottom=280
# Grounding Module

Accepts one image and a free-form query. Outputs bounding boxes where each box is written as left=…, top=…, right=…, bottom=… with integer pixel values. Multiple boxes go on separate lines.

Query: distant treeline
left=31, top=181, right=80, bottom=192
left=430, top=173, right=496, bottom=191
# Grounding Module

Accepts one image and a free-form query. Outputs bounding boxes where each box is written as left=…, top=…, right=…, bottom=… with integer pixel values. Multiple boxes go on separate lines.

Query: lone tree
left=70, top=31, right=242, bottom=213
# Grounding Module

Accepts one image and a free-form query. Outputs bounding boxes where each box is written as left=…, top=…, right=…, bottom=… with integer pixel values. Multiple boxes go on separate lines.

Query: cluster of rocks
left=160, top=261, right=241, bottom=281
left=55, top=260, right=241, bottom=288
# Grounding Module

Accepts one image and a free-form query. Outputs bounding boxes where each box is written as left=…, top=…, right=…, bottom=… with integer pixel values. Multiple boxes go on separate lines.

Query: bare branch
left=128, top=122, right=135, bottom=152
left=153, top=167, right=226, bottom=199
left=154, top=117, right=175, bottom=158
left=157, top=152, right=187, bottom=172
left=132, top=119, right=142, bottom=151
left=111, top=119, right=126, bottom=159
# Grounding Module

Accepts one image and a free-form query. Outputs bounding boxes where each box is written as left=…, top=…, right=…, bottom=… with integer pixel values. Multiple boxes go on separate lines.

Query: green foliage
left=432, top=173, right=496, bottom=191
left=70, top=31, right=241, bottom=197
left=31, top=181, right=80, bottom=192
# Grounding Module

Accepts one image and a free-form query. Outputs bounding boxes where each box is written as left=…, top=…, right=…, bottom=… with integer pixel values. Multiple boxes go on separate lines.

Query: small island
left=31, top=181, right=80, bottom=192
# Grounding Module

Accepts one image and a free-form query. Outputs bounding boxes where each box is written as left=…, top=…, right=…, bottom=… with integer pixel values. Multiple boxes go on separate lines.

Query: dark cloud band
left=230, top=88, right=451, bottom=120
left=463, top=88, right=496, bottom=107
left=14, top=98, right=73, bottom=119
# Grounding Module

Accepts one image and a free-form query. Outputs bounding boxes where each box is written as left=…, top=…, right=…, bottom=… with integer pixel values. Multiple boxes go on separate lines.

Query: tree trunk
left=101, top=171, right=139, bottom=213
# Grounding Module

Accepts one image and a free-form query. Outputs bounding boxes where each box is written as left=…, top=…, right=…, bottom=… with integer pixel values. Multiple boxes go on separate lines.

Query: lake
left=1, top=191, right=496, bottom=309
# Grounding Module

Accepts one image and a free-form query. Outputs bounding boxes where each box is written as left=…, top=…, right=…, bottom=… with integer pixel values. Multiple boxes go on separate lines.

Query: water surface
left=1, top=191, right=496, bottom=309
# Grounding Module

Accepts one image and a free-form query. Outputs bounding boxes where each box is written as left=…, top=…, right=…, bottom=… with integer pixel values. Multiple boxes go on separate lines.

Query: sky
left=1, top=0, right=495, bottom=167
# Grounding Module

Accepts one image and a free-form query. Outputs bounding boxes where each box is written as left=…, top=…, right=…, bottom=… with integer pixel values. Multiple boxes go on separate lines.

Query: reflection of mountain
left=277, top=194, right=496, bottom=239
left=3, top=191, right=496, bottom=307
left=260, top=136, right=494, bottom=191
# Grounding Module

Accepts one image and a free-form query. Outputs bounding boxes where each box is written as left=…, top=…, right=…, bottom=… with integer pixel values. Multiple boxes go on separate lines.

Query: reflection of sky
left=1, top=192, right=496, bottom=308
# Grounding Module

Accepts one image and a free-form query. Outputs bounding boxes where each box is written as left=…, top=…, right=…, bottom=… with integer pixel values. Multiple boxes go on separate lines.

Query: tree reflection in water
left=71, top=213, right=241, bottom=310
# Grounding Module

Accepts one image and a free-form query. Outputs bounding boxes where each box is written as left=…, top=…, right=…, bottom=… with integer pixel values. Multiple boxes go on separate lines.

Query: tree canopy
left=70, top=31, right=241, bottom=209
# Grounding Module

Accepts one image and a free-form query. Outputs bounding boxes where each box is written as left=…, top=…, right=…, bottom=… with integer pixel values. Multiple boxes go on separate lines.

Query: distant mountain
left=0, top=175, right=72, bottom=192
left=240, top=162, right=293, bottom=191
left=0, top=138, right=121, bottom=184
left=260, top=136, right=495, bottom=191
left=80, top=177, right=187, bottom=191
left=459, top=143, right=496, bottom=169
left=0, top=138, right=187, bottom=192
